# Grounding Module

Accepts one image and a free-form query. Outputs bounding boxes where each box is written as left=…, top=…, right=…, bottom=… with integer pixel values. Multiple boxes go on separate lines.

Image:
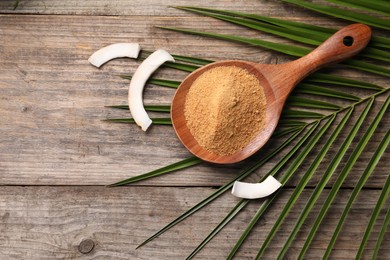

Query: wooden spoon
left=171, top=23, right=371, bottom=164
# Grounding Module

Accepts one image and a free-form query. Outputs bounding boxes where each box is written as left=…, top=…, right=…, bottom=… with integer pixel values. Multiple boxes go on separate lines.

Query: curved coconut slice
left=232, top=176, right=282, bottom=199
left=88, top=43, right=141, bottom=68
left=128, top=49, right=175, bottom=131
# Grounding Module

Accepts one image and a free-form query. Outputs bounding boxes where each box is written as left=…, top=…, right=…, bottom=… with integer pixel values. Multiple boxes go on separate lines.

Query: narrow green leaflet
left=159, top=26, right=309, bottom=57
left=141, top=49, right=213, bottom=65
left=306, top=73, right=383, bottom=91
left=103, top=118, right=172, bottom=125
left=286, top=96, right=341, bottom=110
left=297, top=84, right=360, bottom=101
left=356, top=173, right=390, bottom=259
left=177, top=7, right=326, bottom=45
left=277, top=120, right=307, bottom=127
left=176, top=6, right=390, bottom=49
left=324, top=128, right=390, bottom=259
left=344, top=59, right=390, bottom=78
left=372, top=204, right=390, bottom=260
left=257, top=109, right=352, bottom=258
left=160, top=27, right=390, bottom=77
left=170, top=54, right=213, bottom=65
left=277, top=97, right=374, bottom=258
left=108, top=157, right=202, bottom=187
left=120, top=75, right=181, bottom=88
left=281, top=109, right=324, bottom=119
left=176, top=6, right=389, bottom=62
left=138, top=127, right=305, bottom=249
left=106, top=105, right=171, bottom=112
left=281, top=0, right=390, bottom=30
left=326, top=0, right=390, bottom=15
left=297, top=95, right=389, bottom=259
left=163, top=61, right=199, bottom=72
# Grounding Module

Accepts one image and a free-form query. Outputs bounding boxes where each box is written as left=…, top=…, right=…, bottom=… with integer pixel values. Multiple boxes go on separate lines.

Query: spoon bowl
left=171, top=24, right=371, bottom=164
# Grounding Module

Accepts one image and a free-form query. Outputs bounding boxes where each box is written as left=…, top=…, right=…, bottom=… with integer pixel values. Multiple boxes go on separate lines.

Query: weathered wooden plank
left=0, top=14, right=388, bottom=187
left=0, top=186, right=388, bottom=259
left=0, top=0, right=333, bottom=18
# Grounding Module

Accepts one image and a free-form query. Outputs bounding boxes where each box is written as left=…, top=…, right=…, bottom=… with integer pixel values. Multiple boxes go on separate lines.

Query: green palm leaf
left=256, top=108, right=352, bottom=258
left=160, top=27, right=390, bottom=77
left=277, top=97, right=374, bottom=258
left=326, top=0, right=390, bottom=15
left=106, top=104, right=171, bottom=112
left=296, top=84, right=360, bottom=101
left=355, top=171, right=390, bottom=259
left=280, top=0, right=390, bottom=30
left=229, top=117, right=332, bottom=259
left=175, top=6, right=390, bottom=49
left=286, top=96, right=341, bottom=110
left=175, top=6, right=390, bottom=62
left=297, top=95, right=389, bottom=259
left=188, top=123, right=316, bottom=259
left=324, top=128, right=390, bottom=259
left=372, top=202, right=390, bottom=259
left=120, top=75, right=181, bottom=88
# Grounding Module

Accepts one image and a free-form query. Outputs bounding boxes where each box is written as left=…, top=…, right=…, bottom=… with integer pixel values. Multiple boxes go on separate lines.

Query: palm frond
left=296, top=95, right=389, bottom=259
left=188, top=123, right=316, bottom=259
left=355, top=170, right=390, bottom=259
left=229, top=118, right=332, bottom=259
left=106, top=104, right=171, bottom=112
left=175, top=6, right=390, bottom=62
left=325, top=0, right=390, bottom=15
left=280, top=0, right=390, bottom=30
left=160, top=27, right=390, bottom=77
left=175, top=6, right=390, bottom=49
left=106, top=3, right=390, bottom=258
left=277, top=97, right=374, bottom=258
left=324, top=128, right=390, bottom=259
left=372, top=201, right=390, bottom=260
left=256, top=108, right=352, bottom=257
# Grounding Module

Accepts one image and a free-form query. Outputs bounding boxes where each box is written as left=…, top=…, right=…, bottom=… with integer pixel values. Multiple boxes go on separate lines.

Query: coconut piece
left=88, top=43, right=141, bottom=68
left=128, top=49, right=175, bottom=131
left=232, top=176, right=282, bottom=199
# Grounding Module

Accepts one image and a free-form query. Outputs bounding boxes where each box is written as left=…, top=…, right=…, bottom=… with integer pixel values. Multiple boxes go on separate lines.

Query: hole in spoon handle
left=294, top=23, right=371, bottom=77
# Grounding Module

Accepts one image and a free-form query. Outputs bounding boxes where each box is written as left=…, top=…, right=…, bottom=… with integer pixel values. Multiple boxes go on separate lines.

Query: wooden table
left=0, top=1, right=388, bottom=259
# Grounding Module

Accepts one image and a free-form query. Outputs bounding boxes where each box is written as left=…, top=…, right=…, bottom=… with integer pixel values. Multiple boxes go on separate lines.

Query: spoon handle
left=267, top=23, right=371, bottom=100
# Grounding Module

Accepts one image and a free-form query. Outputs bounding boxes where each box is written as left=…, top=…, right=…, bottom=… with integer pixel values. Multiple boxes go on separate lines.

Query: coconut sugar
left=184, top=66, right=267, bottom=156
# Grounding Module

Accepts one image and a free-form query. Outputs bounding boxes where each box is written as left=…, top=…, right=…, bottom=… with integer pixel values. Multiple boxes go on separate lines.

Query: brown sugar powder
left=184, top=65, right=267, bottom=156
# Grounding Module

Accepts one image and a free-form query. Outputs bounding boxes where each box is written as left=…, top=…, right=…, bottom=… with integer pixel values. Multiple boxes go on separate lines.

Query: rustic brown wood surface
left=0, top=0, right=389, bottom=259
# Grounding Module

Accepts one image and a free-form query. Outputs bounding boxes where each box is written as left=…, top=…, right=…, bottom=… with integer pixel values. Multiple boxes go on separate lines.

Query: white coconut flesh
left=232, top=176, right=282, bottom=199
left=88, top=43, right=141, bottom=68
left=128, top=49, right=175, bottom=131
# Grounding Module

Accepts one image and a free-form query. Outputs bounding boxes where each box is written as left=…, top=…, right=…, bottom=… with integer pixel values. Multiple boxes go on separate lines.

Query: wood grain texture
left=0, top=14, right=388, bottom=186
left=0, top=186, right=388, bottom=259
left=0, top=1, right=389, bottom=259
